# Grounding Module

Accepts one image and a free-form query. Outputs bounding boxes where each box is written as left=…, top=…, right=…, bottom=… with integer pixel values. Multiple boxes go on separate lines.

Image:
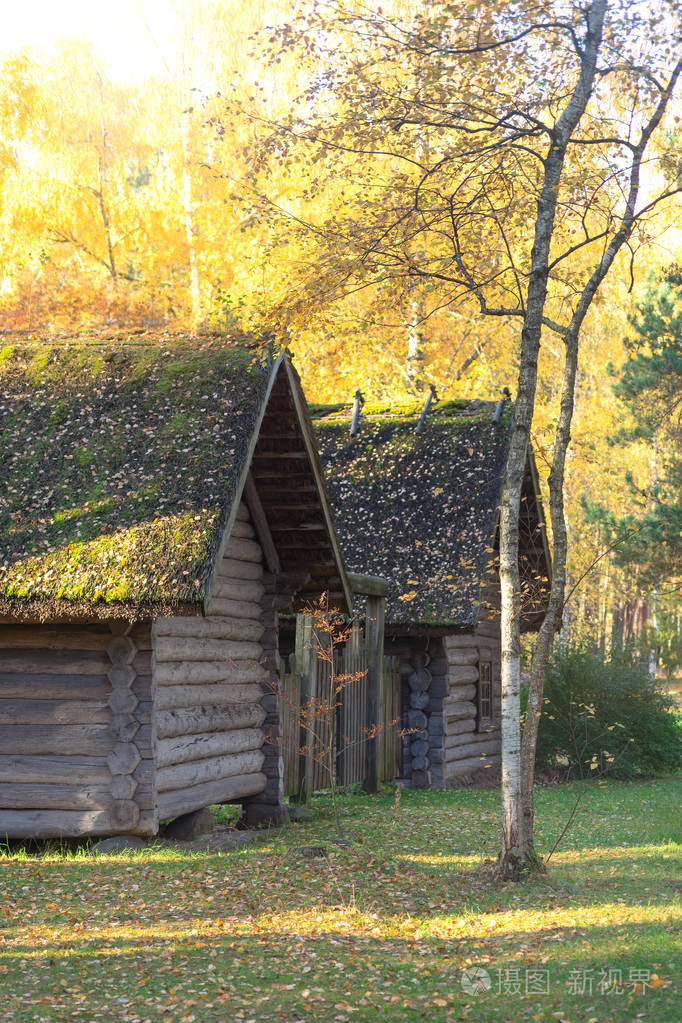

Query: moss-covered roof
left=0, top=331, right=274, bottom=618
left=311, top=397, right=512, bottom=628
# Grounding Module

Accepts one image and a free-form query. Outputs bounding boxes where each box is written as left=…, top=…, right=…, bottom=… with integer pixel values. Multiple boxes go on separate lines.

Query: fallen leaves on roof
left=0, top=331, right=271, bottom=613
left=311, top=398, right=511, bottom=628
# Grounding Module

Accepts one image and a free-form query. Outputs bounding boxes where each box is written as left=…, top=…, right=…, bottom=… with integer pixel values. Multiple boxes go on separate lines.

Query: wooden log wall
left=241, top=568, right=300, bottom=827
left=0, top=622, right=156, bottom=839
left=153, top=503, right=267, bottom=821
left=441, top=628, right=502, bottom=787
left=425, top=639, right=448, bottom=789
left=387, top=640, right=430, bottom=788
left=402, top=652, right=432, bottom=789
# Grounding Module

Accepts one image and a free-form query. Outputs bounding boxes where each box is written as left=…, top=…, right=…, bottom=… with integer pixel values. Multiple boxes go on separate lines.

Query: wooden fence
left=280, top=615, right=400, bottom=800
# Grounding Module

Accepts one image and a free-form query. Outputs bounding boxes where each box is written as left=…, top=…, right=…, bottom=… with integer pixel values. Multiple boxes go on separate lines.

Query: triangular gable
left=205, top=356, right=352, bottom=614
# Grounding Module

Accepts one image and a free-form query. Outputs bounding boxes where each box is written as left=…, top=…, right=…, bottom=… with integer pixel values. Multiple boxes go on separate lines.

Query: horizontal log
left=0, top=626, right=112, bottom=651
left=154, top=617, right=263, bottom=643
left=444, top=755, right=501, bottom=780
left=0, top=699, right=111, bottom=726
left=0, top=723, right=150, bottom=757
left=156, top=771, right=266, bottom=820
left=153, top=637, right=261, bottom=664
left=0, top=808, right=117, bottom=838
left=0, top=754, right=110, bottom=785
left=0, top=782, right=154, bottom=812
left=216, top=558, right=263, bottom=582
left=442, top=700, right=477, bottom=721
left=448, top=665, right=479, bottom=685
left=0, top=673, right=109, bottom=701
left=155, top=683, right=264, bottom=712
left=443, top=736, right=501, bottom=759
left=447, top=684, right=477, bottom=703
left=235, top=502, right=250, bottom=522
left=203, top=598, right=263, bottom=621
left=443, top=643, right=479, bottom=665
left=229, top=518, right=256, bottom=540
left=157, top=750, right=264, bottom=793
left=154, top=660, right=265, bottom=687
left=0, top=649, right=109, bottom=676
left=157, top=727, right=264, bottom=768
left=223, top=536, right=263, bottom=564
left=156, top=703, right=266, bottom=740
left=0, top=755, right=153, bottom=786
left=211, top=578, right=264, bottom=603
left=442, top=717, right=476, bottom=738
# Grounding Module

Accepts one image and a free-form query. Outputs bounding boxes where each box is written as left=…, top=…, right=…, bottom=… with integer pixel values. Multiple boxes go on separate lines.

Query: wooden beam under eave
left=269, top=521, right=327, bottom=532
left=347, top=573, right=391, bottom=598
left=244, top=472, right=281, bottom=574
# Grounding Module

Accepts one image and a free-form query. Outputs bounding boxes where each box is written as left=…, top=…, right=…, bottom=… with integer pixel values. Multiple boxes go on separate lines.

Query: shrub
left=525, top=646, right=682, bottom=779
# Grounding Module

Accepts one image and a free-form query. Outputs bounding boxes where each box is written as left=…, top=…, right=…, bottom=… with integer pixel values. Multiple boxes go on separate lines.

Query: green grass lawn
left=0, top=777, right=680, bottom=1023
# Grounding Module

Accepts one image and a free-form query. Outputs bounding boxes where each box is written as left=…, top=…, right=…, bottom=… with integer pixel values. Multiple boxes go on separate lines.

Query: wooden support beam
left=267, top=543, right=335, bottom=555
left=250, top=469, right=312, bottom=480
left=296, top=614, right=315, bottom=805
left=364, top=594, right=385, bottom=795
left=348, top=574, right=391, bottom=598
left=269, top=522, right=327, bottom=532
left=256, top=491, right=319, bottom=504
left=253, top=450, right=308, bottom=459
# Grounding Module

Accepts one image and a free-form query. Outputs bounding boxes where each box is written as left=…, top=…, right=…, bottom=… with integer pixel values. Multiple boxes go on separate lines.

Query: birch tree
left=240, top=0, right=682, bottom=876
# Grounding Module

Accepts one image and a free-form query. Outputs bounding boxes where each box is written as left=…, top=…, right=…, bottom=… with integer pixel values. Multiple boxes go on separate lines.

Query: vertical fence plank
left=364, top=595, right=385, bottom=793
left=282, top=612, right=396, bottom=797
left=281, top=655, right=300, bottom=798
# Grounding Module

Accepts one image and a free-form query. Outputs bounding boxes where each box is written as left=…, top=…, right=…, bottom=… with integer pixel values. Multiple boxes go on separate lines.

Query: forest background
left=1, top=0, right=679, bottom=673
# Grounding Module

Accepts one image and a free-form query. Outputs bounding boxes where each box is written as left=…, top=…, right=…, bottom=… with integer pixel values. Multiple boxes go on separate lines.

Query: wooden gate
left=281, top=615, right=400, bottom=799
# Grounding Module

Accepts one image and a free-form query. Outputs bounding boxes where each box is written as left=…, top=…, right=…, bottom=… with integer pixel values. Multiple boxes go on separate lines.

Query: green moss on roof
left=311, top=399, right=511, bottom=628
left=309, top=397, right=474, bottom=421
left=0, top=331, right=273, bottom=611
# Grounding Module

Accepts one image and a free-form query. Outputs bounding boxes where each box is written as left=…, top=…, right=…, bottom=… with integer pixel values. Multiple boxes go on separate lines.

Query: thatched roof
left=311, top=397, right=549, bottom=630
left=0, top=331, right=312, bottom=620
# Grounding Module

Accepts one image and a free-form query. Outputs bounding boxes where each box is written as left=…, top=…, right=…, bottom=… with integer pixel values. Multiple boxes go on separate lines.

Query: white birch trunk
left=498, top=0, right=607, bottom=877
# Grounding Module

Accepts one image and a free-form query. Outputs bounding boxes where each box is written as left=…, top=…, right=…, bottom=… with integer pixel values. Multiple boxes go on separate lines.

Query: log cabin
left=311, top=395, right=552, bottom=788
left=0, top=332, right=352, bottom=838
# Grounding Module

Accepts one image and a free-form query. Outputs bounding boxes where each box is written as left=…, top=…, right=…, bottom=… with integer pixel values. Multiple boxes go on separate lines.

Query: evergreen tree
left=585, top=269, right=682, bottom=669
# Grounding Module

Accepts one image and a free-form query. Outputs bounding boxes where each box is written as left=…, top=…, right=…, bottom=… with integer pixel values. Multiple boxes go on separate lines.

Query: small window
left=478, top=661, right=492, bottom=726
